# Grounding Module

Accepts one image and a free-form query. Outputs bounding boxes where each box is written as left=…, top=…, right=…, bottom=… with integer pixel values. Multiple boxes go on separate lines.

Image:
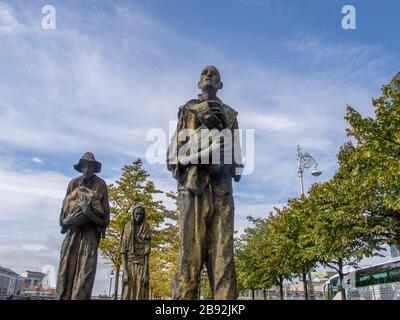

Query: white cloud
left=241, top=112, right=307, bottom=132
left=298, top=137, right=332, bottom=152
left=234, top=202, right=285, bottom=234
left=21, top=243, right=49, bottom=251
left=0, top=1, right=21, bottom=33
left=0, top=2, right=389, bottom=171
left=0, top=1, right=397, bottom=295
left=0, top=242, right=59, bottom=275
left=0, top=166, right=68, bottom=222
left=31, top=157, right=43, bottom=164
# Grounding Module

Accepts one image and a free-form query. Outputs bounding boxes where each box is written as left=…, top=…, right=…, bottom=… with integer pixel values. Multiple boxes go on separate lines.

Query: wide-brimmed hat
left=74, top=152, right=102, bottom=173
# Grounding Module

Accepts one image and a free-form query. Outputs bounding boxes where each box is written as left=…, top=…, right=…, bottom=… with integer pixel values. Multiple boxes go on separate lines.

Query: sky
left=0, top=0, right=399, bottom=295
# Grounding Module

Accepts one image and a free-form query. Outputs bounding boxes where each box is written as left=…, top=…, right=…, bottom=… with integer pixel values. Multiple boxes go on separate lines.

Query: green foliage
left=236, top=79, right=400, bottom=299
left=199, top=267, right=213, bottom=300
left=149, top=191, right=179, bottom=299
left=235, top=215, right=291, bottom=299
left=345, top=80, right=400, bottom=247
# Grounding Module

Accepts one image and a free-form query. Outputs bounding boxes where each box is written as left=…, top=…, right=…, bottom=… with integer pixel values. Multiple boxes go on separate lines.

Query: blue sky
left=0, top=0, right=399, bottom=295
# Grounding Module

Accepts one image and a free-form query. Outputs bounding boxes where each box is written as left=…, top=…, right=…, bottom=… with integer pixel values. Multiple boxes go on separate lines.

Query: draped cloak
left=121, top=213, right=151, bottom=300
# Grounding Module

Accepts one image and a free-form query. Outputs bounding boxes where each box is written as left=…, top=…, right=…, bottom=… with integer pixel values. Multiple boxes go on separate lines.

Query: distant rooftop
left=0, top=265, right=20, bottom=278
left=21, top=270, right=46, bottom=279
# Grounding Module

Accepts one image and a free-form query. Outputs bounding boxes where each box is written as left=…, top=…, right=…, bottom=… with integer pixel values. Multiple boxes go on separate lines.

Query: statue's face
left=198, top=66, right=222, bottom=92
left=133, top=208, right=145, bottom=224
left=81, top=162, right=95, bottom=177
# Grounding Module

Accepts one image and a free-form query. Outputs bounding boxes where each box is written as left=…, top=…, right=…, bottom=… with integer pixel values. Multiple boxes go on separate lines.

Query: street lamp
left=297, top=145, right=321, bottom=195
left=108, top=269, right=114, bottom=299
left=296, top=145, right=322, bottom=300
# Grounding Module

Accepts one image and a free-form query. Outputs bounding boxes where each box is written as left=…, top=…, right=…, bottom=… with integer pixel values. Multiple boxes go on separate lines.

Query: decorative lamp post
left=296, top=145, right=322, bottom=299
left=108, top=269, right=114, bottom=299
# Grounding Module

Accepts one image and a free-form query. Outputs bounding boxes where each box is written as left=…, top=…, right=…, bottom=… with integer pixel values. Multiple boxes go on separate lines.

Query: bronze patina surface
left=56, top=152, right=110, bottom=300
left=167, top=66, right=243, bottom=300
left=121, top=205, right=151, bottom=300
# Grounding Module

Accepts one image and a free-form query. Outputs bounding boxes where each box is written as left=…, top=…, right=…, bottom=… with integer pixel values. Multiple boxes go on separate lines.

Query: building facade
left=20, top=270, right=46, bottom=287
left=0, top=266, right=23, bottom=296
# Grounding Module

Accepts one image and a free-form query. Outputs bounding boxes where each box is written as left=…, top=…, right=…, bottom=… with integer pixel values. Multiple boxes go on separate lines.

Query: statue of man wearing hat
left=167, top=66, right=243, bottom=300
left=121, top=205, right=151, bottom=300
left=56, top=152, right=110, bottom=300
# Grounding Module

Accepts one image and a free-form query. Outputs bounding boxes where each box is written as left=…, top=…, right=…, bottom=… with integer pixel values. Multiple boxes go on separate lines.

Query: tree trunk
left=263, top=288, right=267, bottom=300
left=113, top=265, right=120, bottom=300
left=307, top=270, right=315, bottom=300
left=302, top=270, right=309, bottom=300
left=338, top=258, right=346, bottom=301
left=251, top=288, right=255, bottom=300
left=278, top=275, right=284, bottom=300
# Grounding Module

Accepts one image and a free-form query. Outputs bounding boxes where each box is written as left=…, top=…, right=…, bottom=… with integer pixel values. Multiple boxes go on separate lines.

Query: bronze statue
left=56, top=152, right=110, bottom=300
left=167, top=66, right=243, bottom=299
left=121, top=205, right=151, bottom=300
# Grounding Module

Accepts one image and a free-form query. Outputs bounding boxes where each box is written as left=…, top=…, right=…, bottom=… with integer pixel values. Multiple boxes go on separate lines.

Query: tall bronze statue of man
left=56, top=152, right=110, bottom=300
left=121, top=205, right=151, bottom=300
left=167, top=66, right=243, bottom=300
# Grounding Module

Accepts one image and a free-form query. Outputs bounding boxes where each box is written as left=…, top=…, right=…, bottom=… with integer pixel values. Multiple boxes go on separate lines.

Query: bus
left=323, top=258, right=400, bottom=300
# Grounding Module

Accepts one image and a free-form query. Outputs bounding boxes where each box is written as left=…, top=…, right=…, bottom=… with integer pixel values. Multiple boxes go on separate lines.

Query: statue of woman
left=121, top=205, right=151, bottom=300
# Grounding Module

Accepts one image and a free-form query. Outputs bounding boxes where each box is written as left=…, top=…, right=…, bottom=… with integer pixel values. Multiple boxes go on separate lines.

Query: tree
left=272, top=199, right=318, bottom=300
left=235, top=79, right=399, bottom=301
left=262, top=212, right=300, bottom=300
left=199, top=267, right=212, bottom=300
left=99, top=159, right=178, bottom=299
left=345, top=80, right=400, bottom=248
left=148, top=191, right=179, bottom=299
left=236, top=215, right=294, bottom=300
left=235, top=217, right=272, bottom=300
left=304, top=150, right=383, bottom=300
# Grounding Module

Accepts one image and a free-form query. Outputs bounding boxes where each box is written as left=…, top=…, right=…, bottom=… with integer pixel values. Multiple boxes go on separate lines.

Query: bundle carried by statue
left=188, top=100, right=227, bottom=130
left=175, top=100, right=235, bottom=195
left=179, top=100, right=232, bottom=166
left=61, top=186, right=107, bottom=228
